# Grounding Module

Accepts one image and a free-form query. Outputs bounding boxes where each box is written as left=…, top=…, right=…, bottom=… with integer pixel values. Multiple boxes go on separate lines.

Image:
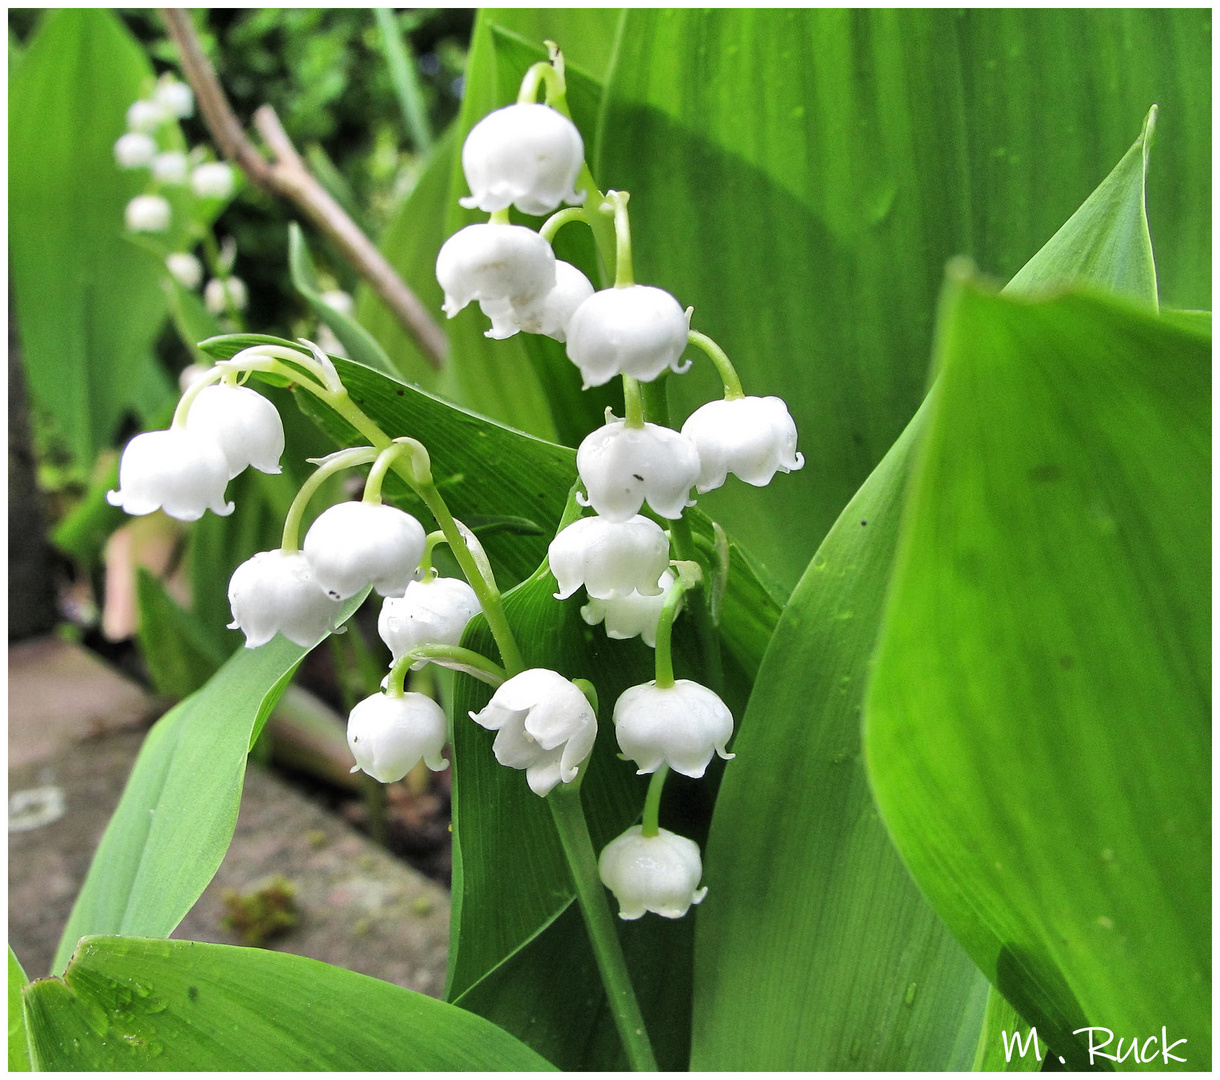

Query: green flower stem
left=488, top=208, right=511, bottom=225
left=687, top=330, right=745, bottom=400
left=622, top=376, right=645, bottom=429
left=385, top=645, right=506, bottom=696
left=640, top=765, right=669, bottom=839
left=548, top=787, right=658, bottom=1072
left=279, top=446, right=379, bottom=552
left=517, top=58, right=565, bottom=108
left=604, top=190, right=634, bottom=287
left=417, top=530, right=448, bottom=580
left=170, top=364, right=229, bottom=427
left=539, top=206, right=587, bottom=244
left=363, top=438, right=427, bottom=505
left=654, top=561, right=703, bottom=690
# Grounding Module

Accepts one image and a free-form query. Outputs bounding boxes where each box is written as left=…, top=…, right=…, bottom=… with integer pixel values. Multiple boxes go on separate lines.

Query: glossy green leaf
left=863, top=275, right=1210, bottom=1068
left=9, top=9, right=184, bottom=467
left=596, top=8, right=1210, bottom=587
left=973, top=987, right=1044, bottom=1072
left=25, top=937, right=554, bottom=1071
left=9, top=948, right=31, bottom=1071
left=52, top=600, right=360, bottom=975
left=287, top=222, right=398, bottom=377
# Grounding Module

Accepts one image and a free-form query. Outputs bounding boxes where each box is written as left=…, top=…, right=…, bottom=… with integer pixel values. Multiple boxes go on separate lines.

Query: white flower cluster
left=115, top=74, right=245, bottom=319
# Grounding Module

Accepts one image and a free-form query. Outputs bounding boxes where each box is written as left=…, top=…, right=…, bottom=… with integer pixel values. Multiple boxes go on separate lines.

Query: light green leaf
left=24, top=937, right=554, bottom=1070
left=287, top=222, right=398, bottom=377
left=863, top=273, right=1210, bottom=1068
left=52, top=599, right=362, bottom=974
left=135, top=568, right=227, bottom=699
left=9, top=947, right=31, bottom=1072
left=596, top=8, right=1210, bottom=587
left=973, top=987, right=1044, bottom=1071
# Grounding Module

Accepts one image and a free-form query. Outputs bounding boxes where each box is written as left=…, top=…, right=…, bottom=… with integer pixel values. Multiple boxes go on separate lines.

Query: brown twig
left=159, top=7, right=448, bottom=371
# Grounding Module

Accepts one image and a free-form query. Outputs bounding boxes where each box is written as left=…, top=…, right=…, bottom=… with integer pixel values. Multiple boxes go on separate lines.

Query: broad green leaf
left=135, top=568, right=227, bottom=699
left=973, top=987, right=1044, bottom=1072
left=596, top=8, right=1210, bottom=587
left=287, top=222, right=398, bottom=377
left=52, top=601, right=360, bottom=975
left=9, top=10, right=182, bottom=467
left=863, top=276, right=1210, bottom=1068
left=24, top=937, right=554, bottom=1071
left=9, top=948, right=30, bottom=1071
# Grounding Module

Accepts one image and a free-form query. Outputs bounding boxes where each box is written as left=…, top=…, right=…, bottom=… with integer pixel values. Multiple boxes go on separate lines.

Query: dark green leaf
left=972, top=987, right=1044, bottom=1071
left=25, top=937, right=554, bottom=1070
left=134, top=568, right=227, bottom=699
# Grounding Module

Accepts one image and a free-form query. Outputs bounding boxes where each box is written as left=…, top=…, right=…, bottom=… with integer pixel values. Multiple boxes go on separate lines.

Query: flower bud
left=126, top=99, right=168, bottom=133
left=185, top=384, right=285, bottom=479
left=151, top=150, right=188, bottom=185
left=191, top=161, right=236, bottom=200
left=107, top=428, right=234, bottom=521
left=204, top=276, right=248, bottom=314
left=378, top=576, right=482, bottom=664
left=153, top=75, right=194, bottom=119
left=302, top=501, right=427, bottom=600
left=166, top=252, right=203, bottom=290
left=469, top=668, right=597, bottom=796
left=680, top=396, right=805, bottom=493
left=227, top=549, right=342, bottom=648
left=480, top=260, right=594, bottom=342
left=114, top=132, right=156, bottom=169
left=577, top=418, right=700, bottom=521
left=613, top=679, right=734, bottom=778
left=581, top=570, right=675, bottom=648
left=565, top=285, right=690, bottom=388
left=548, top=515, right=671, bottom=601
left=598, top=825, right=708, bottom=920
left=435, top=223, right=556, bottom=319
left=125, top=194, right=171, bottom=233
left=347, top=691, right=449, bottom=783
left=459, top=103, right=584, bottom=216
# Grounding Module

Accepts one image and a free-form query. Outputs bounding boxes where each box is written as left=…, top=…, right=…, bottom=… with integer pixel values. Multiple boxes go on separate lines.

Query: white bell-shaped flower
left=125, top=194, right=171, bottom=233
left=435, top=223, right=556, bottom=319
left=191, top=161, right=236, bottom=200
left=151, top=150, right=188, bottom=185
left=469, top=668, right=597, bottom=796
left=581, top=570, right=675, bottom=648
left=302, top=501, right=426, bottom=600
left=185, top=383, right=285, bottom=479
left=347, top=691, right=449, bottom=783
left=680, top=396, right=805, bottom=493
left=459, top=103, right=584, bottom=216
left=107, top=428, right=233, bottom=521
left=126, top=99, right=168, bottom=133
left=548, top=515, right=670, bottom=601
left=565, top=285, right=690, bottom=388
left=153, top=75, right=194, bottom=119
left=166, top=252, right=203, bottom=290
left=114, top=132, right=156, bottom=169
left=577, top=417, right=700, bottom=521
left=479, top=260, right=593, bottom=342
left=227, top=549, right=342, bottom=648
left=378, top=576, right=482, bottom=664
left=204, top=276, right=248, bottom=314
left=598, top=825, right=708, bottom=920
left=614, top=679, right=734, bottom=778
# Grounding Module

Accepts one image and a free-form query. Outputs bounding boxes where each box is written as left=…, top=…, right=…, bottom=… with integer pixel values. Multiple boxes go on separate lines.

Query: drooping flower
left=107, top=428, right=233, bottom=521
left=166, top=252, right=203, bottom=290
left=613, top=679, right=734, bottom=778
left=598, top=825, right=708, bottom=920
left=302, top=501, right=427, bottom=600
left=680, top=396, right=804, bottom=493
left=459, top=103, right=584, bottom=216
left=191, top=161, right=236, bottom=200
left=577, top=417, right=700, bottom=521
left=548, top=515, right=671, bottom=601
left=581, top=569, right=676, bottom=648
left=347, top=691, right=449, bottom=783
left=227, top=549, right=342, bottom=648
left=204, top=276, right=248, bottom=314
left=480, top=259, right=593, bottom=343
left=469, top=668, right=597, bottom=796
left=151, top=150, right=188, bottom=185
left=435, top=223, right=556, bottom=320
left=184, top=383, right=285, bottom=479
left=125, top=194, right=171, bottom=233
left=153, top=75, right=194, bottom=119
left=126, top=99, right=169, bottom=133
left=378, top=576, right=482, bottom=664
left=565, top=285, right=690, bottom=388
left=114, top=132, right=156, bottom=169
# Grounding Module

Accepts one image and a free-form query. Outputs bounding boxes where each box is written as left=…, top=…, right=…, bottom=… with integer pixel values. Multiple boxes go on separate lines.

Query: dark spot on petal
left=633, top=474, right=644, bottom=482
